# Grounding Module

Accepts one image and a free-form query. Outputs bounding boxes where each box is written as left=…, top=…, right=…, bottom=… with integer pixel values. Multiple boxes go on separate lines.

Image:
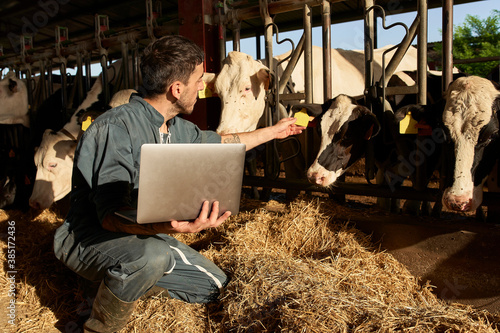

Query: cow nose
left=307, top=172, right=325, bottom=186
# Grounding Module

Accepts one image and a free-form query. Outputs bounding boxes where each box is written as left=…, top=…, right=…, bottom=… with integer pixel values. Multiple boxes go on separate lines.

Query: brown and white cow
left=441, top=76, right=500, bottom=212
left=28, top=80, right=137, bottom=210
left=210, top=44, right=420, bottom=135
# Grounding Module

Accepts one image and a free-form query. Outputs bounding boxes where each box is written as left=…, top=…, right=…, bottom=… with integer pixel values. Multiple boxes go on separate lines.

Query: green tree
left=434, top=10, right=499, bottom=77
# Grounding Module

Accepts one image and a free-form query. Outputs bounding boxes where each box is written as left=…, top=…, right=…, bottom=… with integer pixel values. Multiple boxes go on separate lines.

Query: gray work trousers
left=54, top=221, right=228, bottom=303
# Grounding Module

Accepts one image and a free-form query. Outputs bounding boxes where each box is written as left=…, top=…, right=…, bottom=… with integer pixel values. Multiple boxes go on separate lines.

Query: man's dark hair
left=140, top=35, right=204, bottom=98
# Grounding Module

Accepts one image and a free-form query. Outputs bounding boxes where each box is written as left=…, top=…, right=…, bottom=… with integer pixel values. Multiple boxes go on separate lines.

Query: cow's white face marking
left=215, top=52, right=269, bottom=134
left=307, top=95, right=358, bottom=186
left=442, top=76, right=500, bottom=212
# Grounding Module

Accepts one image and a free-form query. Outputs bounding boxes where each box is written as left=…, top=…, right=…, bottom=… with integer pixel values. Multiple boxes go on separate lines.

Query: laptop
left=115, top=143, right=246, bottom=224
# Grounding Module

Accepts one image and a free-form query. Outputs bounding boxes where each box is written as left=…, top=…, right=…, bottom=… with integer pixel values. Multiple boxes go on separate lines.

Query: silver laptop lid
left=136, top=143, right=246, bottom=223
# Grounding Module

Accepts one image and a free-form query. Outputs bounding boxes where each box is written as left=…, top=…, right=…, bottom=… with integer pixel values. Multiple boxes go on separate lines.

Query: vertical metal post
left=256, top=31, right=261, bottom=59
left=260, top=0, right=275, bottom=179
left=39, top=59, right=47, bottom=101
left=304, top=3, right=313, bottom=173
left=47, top=61, right=53, bottom=97
left=84, top=52, right=92, bottom=93
left=131, top=45, right=138, bottom=89
left=442, top=0, right=454, bottom=93
left=364, top=0, right=375, bottom=98
left=121, top=42, right=130, bottom=89
left=322, top=0, right=332, bottom=102
left=218, top=4, right=226, bottom=63
left=417, top=0, right=428, bottom=105
left=415, top=0, right=429, bottom=201
left=60, top=62, right=68, bottom=112
left=75, top=52, right=85, bottom=106
left=232, top=19, right=241, bottom=52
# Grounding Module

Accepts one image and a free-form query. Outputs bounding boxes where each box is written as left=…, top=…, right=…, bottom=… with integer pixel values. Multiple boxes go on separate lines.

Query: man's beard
left=174, top=93, right=196, bottom=115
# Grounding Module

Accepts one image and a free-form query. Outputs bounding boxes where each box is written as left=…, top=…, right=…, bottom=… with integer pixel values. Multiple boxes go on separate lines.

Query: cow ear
left=394, top=104, right=425, bottom=122
left=290, top=103, right=323, bottom=117
left=493, top=96, right=500, bottom=114
left=257, top=68, right=271, bottom=91
left=355, top=108, right=380, bottom=140
left=203, top=72, right=217, bottom=91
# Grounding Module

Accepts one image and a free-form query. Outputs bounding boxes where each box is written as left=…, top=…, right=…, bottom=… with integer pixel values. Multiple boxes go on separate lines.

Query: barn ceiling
left=0, top=0, right=483, bottom=70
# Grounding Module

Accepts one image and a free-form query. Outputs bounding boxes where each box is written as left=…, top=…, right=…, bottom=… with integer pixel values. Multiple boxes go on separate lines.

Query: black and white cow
left=441, top=76, right=500, bottom=212
left=293, top=95, right=380, bottom=186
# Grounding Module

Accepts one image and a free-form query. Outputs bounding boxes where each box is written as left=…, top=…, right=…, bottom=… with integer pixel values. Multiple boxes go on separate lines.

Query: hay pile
left=1, top=197, right=498, bottom=332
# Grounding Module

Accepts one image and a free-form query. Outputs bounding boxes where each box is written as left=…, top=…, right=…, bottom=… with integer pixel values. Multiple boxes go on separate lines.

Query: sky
left=233, top=0, right=499, bottom=59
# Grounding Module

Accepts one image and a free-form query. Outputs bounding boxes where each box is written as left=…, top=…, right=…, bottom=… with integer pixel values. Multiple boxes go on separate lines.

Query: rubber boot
left=83, top=281, right=138, bottom=333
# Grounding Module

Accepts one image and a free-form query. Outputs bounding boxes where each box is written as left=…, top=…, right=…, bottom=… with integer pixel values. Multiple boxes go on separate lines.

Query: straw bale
left=1, top=196, right=499, bottom=332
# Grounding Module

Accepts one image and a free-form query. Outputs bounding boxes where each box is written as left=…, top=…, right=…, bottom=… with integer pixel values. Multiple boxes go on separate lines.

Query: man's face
left=176, top=63, right=205, bottom=115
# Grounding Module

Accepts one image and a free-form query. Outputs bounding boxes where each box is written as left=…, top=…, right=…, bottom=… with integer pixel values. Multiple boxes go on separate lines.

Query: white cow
left=29, top=82, right=137, bottom=210
left=442, top=76, right=500, bottom=212
left=0, top=72, right=29, bottom=127
left=211, top=44, right=421, bottom=134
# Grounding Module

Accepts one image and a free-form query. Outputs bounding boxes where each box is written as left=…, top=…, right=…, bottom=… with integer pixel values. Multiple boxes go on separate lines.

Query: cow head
left=297, top=94, right=380, bottom=187
left=29, top=129, right=77, bottom=210
left=210, top=51, right=271, bottom=134
left=442, top=76, right=500, bottom=212
left=0, top=72, right=29, bottom=127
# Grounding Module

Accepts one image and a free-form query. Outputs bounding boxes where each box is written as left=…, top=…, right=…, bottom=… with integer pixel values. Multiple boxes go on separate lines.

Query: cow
left=0, top=72, right=29, bottom=128
left=296, top=95, right=380, bottom=186
left=441, top=76, right=500, bottom=213
left=28, top=82, right=137, bottom=211
left=0, top=73, right=32, bottom=210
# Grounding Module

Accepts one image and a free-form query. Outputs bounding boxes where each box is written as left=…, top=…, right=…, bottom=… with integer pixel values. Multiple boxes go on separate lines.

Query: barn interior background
left=1, top=0, right=500, bottom=332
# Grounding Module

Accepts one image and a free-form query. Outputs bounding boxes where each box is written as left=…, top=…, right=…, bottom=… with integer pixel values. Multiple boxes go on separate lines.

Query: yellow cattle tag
left=198, top=81, right=213, bottom=99
left=399, top=112, right=418, bottom=134
left=294, top=108, right=310, bottom=127
left=82, top=116, right=93, bottom=131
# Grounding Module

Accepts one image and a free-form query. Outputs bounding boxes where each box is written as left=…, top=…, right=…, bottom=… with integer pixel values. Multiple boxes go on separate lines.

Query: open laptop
left=116, top=143, right=246, bottom=223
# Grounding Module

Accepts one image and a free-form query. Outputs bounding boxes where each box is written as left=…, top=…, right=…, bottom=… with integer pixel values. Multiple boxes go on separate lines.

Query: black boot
left=83, top=281, right=138, bottom=333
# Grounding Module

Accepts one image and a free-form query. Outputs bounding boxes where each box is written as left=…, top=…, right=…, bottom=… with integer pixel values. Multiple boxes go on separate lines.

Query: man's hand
left=103, top=201, right=230, bottom=235
left=170, top=201, right=231, bottom=233
left=220, top=117, right=306, bottom=151
left=273, top=117, right=306, bottom=139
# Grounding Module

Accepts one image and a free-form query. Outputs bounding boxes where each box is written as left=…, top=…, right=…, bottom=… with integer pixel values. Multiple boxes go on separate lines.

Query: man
left=53, top=35, right=304, bottom=333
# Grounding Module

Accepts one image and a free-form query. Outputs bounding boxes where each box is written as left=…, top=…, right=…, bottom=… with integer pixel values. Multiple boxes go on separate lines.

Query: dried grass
left=1, top=196, right=498, bottom=332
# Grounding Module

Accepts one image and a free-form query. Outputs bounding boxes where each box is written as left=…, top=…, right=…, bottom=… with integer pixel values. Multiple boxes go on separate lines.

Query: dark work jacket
left=65, top=95, right=221, bottom=240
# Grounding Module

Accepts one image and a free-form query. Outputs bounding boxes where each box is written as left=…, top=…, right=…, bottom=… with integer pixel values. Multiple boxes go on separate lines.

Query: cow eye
left=48, top=162, right=58, bottom=170
left=244, top=87, right=251, bottom=92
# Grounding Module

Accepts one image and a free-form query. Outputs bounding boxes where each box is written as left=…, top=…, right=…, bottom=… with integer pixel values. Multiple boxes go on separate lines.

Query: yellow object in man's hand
left=294, top=108, right=310, bottom=127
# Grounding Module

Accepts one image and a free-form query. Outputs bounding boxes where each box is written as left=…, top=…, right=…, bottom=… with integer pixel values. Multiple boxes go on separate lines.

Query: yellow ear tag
left=82, top=116, right=93, bottom=131
left=198, top=81, right=213, bottom=99
left=294, top=108, right=310, bottom=127
left=399, top=111, right=418, bottom=134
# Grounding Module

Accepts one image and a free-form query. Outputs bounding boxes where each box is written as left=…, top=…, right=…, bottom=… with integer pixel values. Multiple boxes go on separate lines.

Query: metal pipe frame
left=442, top=0, right=454, bottom=92
left=322, top=0, right=332, bottom=101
